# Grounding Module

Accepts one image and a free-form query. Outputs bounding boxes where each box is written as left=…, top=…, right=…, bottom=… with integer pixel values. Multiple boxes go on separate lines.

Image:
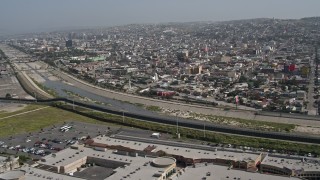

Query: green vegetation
left=0, top=104, right=118, bottom=138
left=1, top=103, right=319, bottom=155
left=41, top=49, right=97, bottom=60
left=62, top=89, right=82, bottom=98
left=189, top=113, right=296, bottom=132
left=56, top=104, right=320, bottom=155
left=146, top=105, right=162, bottom=112
left=30, top=77, right=57, bottom=97
left=62, top=89, right=108, bottom=106
left=134, top=103, right=144, bottom=107
left=18, top=155, right=30, bottom=164
left=5, top=93, right=12, bottom=99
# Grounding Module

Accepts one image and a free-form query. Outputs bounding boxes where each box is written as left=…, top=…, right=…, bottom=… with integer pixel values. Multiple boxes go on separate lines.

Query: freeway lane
left=1, top=97, right=320, bottom=144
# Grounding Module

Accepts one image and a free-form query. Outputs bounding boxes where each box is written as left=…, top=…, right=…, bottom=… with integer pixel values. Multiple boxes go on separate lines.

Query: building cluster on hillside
left=4, top=18, right=320, bottom=114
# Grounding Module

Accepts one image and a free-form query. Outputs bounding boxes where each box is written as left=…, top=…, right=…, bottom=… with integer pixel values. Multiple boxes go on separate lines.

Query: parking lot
left=0, top=121, right=120, bottom=159
left=0, top=120, right=173, bottom=160
left=1, top=118, right=317, bottom=161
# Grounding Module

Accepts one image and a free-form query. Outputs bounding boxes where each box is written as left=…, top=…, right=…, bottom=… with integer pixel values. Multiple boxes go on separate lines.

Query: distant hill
left=300, top=17, right=320, bottom=21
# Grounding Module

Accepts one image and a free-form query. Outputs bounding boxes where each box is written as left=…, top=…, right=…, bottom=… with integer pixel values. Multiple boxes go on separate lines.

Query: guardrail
left=1, top=97, right=320, bottom=144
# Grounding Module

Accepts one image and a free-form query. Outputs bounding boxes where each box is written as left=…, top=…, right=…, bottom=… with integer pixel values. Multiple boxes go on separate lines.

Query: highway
left=1, top=97, right=320, bottom=145
left=307, top=55, right=317, bottom=115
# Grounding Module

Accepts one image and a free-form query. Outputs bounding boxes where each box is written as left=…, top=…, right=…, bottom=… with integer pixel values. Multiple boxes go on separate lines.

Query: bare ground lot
left=160, top=107, right=320, bottom=135
left=0, top=103, right=26, bottom=113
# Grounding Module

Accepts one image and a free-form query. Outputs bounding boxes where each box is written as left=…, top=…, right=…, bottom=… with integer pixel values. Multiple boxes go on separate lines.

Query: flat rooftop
left=176, top=164, right=298, bottom=180
left=108, top=156, right=173, bottom=180
left=0, top=155, right=7, bottom=162
left=40, top=147, right=135, bottom=168
left=101, top=135, right=320, bottom=172
left=262, top=155, right=320, bottom=172
left=20, top=166, right=82, bottom=180
left=94, top=136, right=258, bottom=162
left=73, top=166, right=114, bottom=180
left=40, top=145, right=171, bottom=180
left=36, top=135, right=320, bottom=180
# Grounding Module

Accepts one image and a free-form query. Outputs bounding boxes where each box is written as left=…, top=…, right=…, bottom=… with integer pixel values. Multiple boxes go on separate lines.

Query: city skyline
left=1, top=1, right=320, bottom=179
left=1, top=0, right=320, bottom=35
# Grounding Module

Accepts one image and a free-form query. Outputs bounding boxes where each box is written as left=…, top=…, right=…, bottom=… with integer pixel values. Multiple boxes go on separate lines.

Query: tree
left=5, top=93, right=12, bottom=99
left=239, top=75, right=248, bottom=83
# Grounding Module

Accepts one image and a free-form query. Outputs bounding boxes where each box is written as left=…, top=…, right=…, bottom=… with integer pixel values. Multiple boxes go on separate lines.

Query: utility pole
left=33, top=92, right=37, bottom=103
left=176, top=117, right=179, bottom=134
left=72, top=97, right=75, bottom=110
left=203, top=122, right=206, bottom=139
left=315, top=47, right=319, bottom=84
left=235, top=95, right=239, bottom=110
left=122, top=110, right=125, bottom=123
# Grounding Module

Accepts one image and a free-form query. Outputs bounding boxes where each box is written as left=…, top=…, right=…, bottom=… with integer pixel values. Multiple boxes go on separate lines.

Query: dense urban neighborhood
left=1, top=16, right=320, bottom=180
left=2, top=17, right=319, bottom=115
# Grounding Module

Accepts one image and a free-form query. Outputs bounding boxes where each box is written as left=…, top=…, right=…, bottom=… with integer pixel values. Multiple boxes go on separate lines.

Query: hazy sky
left=1, top=0, right=320, bottom=34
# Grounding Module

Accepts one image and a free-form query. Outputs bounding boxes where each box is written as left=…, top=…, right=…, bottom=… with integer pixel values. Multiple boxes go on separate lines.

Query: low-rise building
left=0, top=156, right=20, bottom=173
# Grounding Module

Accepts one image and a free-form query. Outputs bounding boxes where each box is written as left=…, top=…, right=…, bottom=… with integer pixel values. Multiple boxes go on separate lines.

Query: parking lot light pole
left=72, top=97, right=75, bottom=110
left=204, top=122, right=206, bottom=139
left=122, top=110, right=125, bottom=123
left=176, top=114, right=179, bottom=135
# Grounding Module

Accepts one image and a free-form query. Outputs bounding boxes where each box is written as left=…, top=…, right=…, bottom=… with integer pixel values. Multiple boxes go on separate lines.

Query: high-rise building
left=66, top=40, right=73, bottom=48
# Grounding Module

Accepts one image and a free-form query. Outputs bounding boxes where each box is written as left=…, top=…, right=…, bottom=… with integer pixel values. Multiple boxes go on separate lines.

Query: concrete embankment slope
left=16, top=71, right=53, bottom=99
left=51, top=70, right=320, bottom=126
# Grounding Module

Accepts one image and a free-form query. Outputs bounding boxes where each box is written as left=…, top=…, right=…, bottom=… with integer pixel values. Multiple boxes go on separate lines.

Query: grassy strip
left=0, top=104, right=119, bottom=138
left=1, top=103, right=319, bottom=155
left=190, top=113, right=296, bottom=132
left=56, top=104, right=320, bottom=155
left=62, top=89, right=82, bottom=98
left=0, top=104, right=43, bottom=118
left=146, top=105, right=162, bottom=112
left=134, top=103, right=144, bottom=107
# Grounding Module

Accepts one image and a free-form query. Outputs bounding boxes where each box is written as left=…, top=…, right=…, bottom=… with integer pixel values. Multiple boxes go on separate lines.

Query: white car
left=22, top=148, right=28, bottom=153
left=26, top=139, right=31, bottom=143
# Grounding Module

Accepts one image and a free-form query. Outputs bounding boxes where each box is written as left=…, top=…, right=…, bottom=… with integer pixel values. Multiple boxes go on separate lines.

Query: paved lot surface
left=0, top=121, right=120, bottom=159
